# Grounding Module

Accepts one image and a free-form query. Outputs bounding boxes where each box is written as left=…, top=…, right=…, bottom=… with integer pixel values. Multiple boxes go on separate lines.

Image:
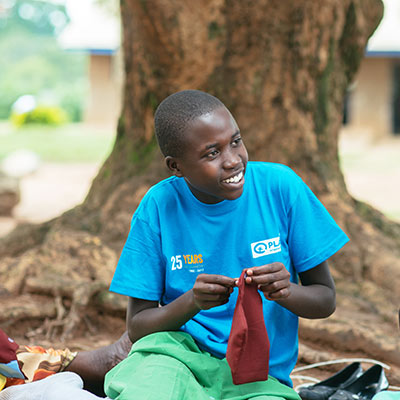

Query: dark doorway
left=342, top=91, right=350, bottom=125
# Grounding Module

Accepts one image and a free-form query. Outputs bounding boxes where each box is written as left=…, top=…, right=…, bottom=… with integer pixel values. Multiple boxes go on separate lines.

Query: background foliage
left=0, top=0, right=88, bottom=121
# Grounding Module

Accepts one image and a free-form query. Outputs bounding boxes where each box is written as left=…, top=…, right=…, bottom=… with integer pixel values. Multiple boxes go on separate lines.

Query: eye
left=206, top=150, right=220, bottom=158
left=232, top=137, right=242, bottom=146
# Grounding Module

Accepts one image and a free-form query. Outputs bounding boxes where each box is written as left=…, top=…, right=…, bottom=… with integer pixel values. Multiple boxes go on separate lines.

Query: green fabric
left=104, top=331, right=301, bottom=400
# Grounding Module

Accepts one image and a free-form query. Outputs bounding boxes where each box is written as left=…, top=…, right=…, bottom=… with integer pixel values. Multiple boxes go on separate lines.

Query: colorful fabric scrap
left=0, top=374, right=6, bottom=391
left=0, top=328, right=77, bottom=392
left=15, top=345, right=77, bottom=382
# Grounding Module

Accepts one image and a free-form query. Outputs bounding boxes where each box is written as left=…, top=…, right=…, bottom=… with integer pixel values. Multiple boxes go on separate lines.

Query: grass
left=0, top=121, right=115, bottom=163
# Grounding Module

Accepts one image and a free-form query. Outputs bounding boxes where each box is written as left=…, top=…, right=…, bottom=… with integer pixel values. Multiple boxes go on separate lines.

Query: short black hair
left=154, top=89, right=225, bottom=157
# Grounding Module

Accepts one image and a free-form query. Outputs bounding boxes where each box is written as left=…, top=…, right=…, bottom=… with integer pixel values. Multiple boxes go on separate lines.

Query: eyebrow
left=203, top=130, right=241, bottom=151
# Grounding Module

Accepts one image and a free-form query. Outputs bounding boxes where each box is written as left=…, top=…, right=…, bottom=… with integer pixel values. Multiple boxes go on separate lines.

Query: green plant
left=11, top=105, right=68, bottom=127
left=58, top=82, right=88, bottom=122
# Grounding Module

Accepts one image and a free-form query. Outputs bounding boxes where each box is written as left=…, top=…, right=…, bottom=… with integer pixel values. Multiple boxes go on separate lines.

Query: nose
left=222, top=148, right=241, bottom=169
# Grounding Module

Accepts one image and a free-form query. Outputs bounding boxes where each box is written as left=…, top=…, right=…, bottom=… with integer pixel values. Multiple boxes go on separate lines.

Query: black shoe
left=299, top=362, right=363, bottom=400
left=328, top=365, right=389, bottom=400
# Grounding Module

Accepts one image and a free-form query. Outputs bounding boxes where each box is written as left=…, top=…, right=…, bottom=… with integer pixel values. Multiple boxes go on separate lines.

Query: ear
left=165, top=156, right=183, bottom=177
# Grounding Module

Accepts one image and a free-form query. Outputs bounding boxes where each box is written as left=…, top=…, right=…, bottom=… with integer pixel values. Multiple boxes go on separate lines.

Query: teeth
left=223, top=171, right=243, bottom=183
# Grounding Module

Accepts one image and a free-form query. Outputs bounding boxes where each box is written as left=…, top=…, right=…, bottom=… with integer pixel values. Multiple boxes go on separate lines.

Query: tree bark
left=1, top=0, right=399, bottom=380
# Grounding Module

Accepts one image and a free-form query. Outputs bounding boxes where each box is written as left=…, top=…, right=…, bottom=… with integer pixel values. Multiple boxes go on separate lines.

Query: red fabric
left=226, top=270, right=270, bottom=385
left=0, top=328, right=19, bottom=363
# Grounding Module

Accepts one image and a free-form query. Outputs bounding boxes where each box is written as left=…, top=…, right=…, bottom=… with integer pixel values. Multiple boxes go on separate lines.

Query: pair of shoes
left=329, top=365, right=389, bottom=400
left=299, top=362, right=363, bottom=400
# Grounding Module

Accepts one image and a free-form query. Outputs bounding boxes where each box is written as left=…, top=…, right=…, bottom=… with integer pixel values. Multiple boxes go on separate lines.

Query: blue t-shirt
left=110, top=161, right=349, bottom=386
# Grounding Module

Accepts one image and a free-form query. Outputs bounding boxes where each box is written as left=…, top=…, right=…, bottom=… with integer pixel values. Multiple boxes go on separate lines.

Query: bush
left=58, top=83, right=87, bottom=122
left=11, top=105, right=68, bottom=127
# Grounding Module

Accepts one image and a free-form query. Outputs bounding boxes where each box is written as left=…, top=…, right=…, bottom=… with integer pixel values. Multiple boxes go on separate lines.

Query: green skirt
left=104, top=331, right=300, bottom=400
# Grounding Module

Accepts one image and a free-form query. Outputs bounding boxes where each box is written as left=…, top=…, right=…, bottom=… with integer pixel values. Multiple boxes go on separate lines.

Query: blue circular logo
left=254, top=242, right=268, bottom=254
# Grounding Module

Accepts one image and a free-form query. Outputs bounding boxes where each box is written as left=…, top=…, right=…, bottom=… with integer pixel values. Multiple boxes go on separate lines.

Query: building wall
left=84, top=54, right=399, bottom=137
left=346, top=57, right=393, bottom=138
left=84, top=53, right=123, bottom=129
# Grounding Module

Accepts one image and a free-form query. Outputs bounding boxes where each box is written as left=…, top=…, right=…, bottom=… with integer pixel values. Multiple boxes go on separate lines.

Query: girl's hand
left=192, top=274, right=236, bottom=310
left=245, top=262, right=291, bottom=300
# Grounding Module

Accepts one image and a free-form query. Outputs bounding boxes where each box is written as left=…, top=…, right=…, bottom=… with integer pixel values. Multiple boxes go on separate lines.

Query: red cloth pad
left=226, top=270, right=270, bottom=385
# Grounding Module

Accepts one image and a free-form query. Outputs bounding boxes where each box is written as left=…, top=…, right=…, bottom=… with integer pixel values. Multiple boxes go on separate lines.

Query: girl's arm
left=245, top=260, right=336, bottom=319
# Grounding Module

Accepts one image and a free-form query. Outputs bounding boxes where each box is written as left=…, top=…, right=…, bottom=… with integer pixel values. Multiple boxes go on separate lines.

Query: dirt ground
left=0, top=162, right=101, bottom=237
left=338, top=131, right=400, bottom=222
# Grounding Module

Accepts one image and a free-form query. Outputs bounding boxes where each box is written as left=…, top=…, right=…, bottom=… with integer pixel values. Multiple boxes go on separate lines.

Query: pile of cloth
left=0, top=328, right=76, bottom=391
left=0, top=328, right=106, bottom=399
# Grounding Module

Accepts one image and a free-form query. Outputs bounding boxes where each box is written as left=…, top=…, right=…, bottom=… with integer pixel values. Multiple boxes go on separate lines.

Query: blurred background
left=0, top=0, right=399, bottom=237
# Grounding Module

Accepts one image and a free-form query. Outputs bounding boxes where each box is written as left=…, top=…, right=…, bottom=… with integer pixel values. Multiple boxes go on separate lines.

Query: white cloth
left=0, top=372, right=110, bottom=400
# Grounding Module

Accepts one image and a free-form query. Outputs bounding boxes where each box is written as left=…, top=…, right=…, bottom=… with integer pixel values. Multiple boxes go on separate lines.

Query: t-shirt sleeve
left=285, top=173, right=349, bottom=273
left=109, top=205, right=165, bottom=300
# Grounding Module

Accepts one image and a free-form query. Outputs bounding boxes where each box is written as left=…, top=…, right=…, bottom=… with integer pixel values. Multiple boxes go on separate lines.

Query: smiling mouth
left=222, top=170, right=244, bottom=184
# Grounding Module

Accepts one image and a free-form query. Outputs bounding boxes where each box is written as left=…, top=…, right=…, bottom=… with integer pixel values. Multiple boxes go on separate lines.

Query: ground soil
left=0, top=132, right=399, bottom=389
left=338, top=131, right=400, bottom=222
left=0, top=162, right=101, bottom=236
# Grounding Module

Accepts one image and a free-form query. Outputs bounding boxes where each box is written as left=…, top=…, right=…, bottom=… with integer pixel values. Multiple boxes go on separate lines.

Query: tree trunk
left=1, top=0, right=399, bottom=382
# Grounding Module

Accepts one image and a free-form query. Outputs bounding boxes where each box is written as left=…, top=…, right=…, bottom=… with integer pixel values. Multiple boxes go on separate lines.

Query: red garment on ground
left=0, top=328, right=19, bottom=363
left=226, top=270, right=270, bottom=385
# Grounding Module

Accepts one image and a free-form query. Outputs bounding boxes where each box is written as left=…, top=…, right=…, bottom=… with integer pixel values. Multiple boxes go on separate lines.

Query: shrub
left=59, top=87, right=86, bottom=122
left=11, top=105, right=68, bottom=127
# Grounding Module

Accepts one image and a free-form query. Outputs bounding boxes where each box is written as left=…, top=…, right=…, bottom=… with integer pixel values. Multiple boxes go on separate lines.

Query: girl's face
left=169, top=106, right=248, bottom=204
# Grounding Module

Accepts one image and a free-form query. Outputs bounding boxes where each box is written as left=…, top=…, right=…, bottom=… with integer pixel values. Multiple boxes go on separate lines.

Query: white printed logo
left=251, top=237, right=281, bottom=258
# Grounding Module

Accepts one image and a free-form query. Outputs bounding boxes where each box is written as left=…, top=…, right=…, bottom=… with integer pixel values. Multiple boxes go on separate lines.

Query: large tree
left=1, top=0, right=399, bottom=382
